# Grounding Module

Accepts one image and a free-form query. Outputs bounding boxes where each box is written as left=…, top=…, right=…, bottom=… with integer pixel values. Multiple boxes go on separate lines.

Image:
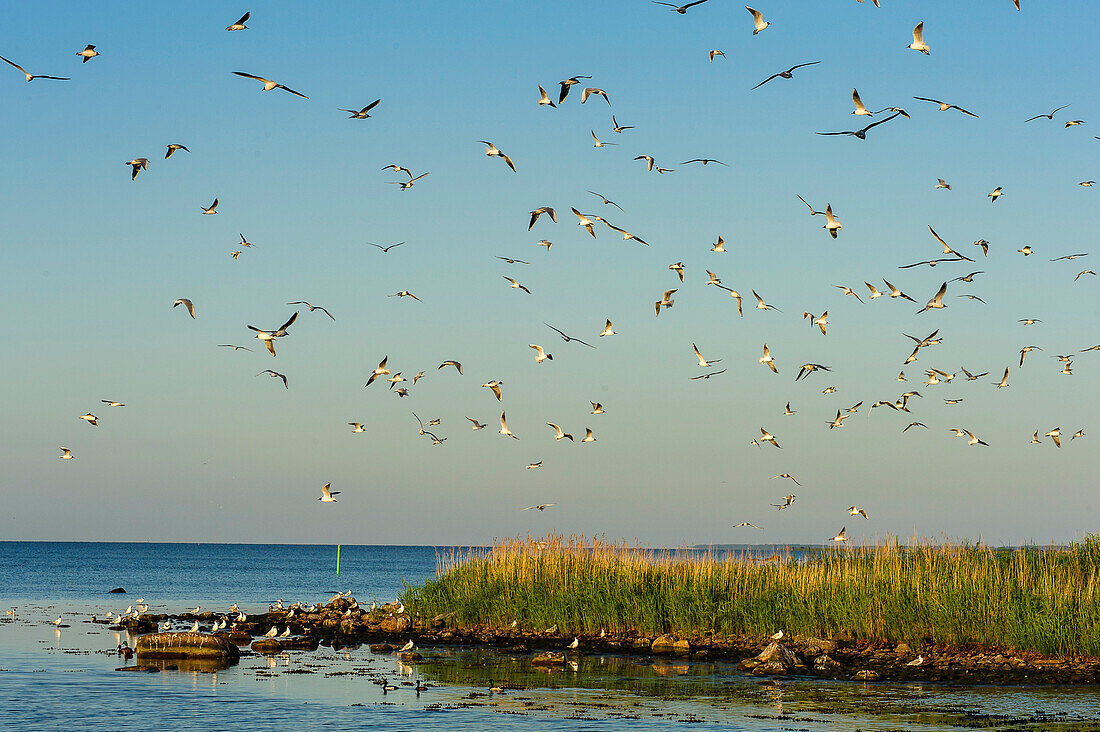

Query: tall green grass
left=402, top=534, right=1100, bottom=657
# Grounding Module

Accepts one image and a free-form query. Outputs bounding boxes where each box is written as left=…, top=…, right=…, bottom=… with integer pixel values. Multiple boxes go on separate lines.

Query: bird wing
left=276, top=84, right=308, bottom=99
left=233, top=71, right=266, bottom=81
left=751, top=73, right=781, bottom=90
left=852, top=88, right=868, bottom=113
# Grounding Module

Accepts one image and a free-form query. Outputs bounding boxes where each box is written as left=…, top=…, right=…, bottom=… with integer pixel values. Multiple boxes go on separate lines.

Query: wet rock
left=854, top=669, right=880, bottom=681
left=508, top=645, right=529, bottom=653
left=120, top=618, right=157, bottom=634
left=755, top=642, right=784, bottom=663
left=222, top=631, right=252, bottom=646
left=136, top=632, right=240, bottom=661
left=813, top=654, right=841, bottom=674
left=282, top=637, right=319, bottom=651
left=109, top=587, right=126, bottom=594
left=371, top=644, right=395, bottom=654
left=650, top=634, right=679, bottom=655
left=532, top=651, right=566, bottom=666
left=633, top=638, right=651, bottom=650
left=379, top=615, right=412, bottom=633
left=799, top=637, right=837, bottom=657
left=250, top=639, right=284, bottom=654
left=738, top=658, right=760, bottom=672
left=752, top=661, right=788, bottom=676
left=398, top=651, right=422, bottom=662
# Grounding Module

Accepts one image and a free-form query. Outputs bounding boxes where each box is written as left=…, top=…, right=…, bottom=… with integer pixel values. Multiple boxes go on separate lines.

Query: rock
left=440, top=631, right=454, bottom=642
left=282, top=637, right=319, bottom=651
left=651, top=634, right=680, bottom=655
left=799, top=637, right=837, bottom=657
left=853, top=669, right=880, bottom=681
left=633, top=638, right=651, bottom=650
left=250, top=639, right=284, bottom=654
left=532, top=651, right=566, bottom=666
left=120, top=618, right=157, bottom=634
left=136, top=632, right=240, bottom=661
left=813, top=654, right=841, bottom=674
left=222, top=631, right=252, bottom=646
left=752, top=661, right=789, bottom=676
left=109, top=587, right=126, bottom=594
left=755, top=642, right=784, bottom=663
left=379, top=615, right=412, bottom=633
left=738, top=658, right=760, bottom=671
left=370, top=644, right=394, bottom=654
left=398, top=651, right=422, bottom=662
left=894, top=642, right=912, bottom=656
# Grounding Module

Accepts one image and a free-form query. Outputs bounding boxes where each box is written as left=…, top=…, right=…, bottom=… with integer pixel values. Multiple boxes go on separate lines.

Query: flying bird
left=588, top=191, right=624, bottom=211
left=478, top=141, right=516, bottom=172
left=503, top=277, right=531, bottom=294
left=232, top=72, right=308, bottom=98
left=483, top=380, right=504, bottom=401
left=165, top=144, right=190, bottom=159
left=653, top=0, right=710, bottom=13
left=0, top=54, right=70, bottom=81
left=913, top=97, right=978, bottom=118
left=546, top=323, right=596, bottom=348
left=340, top=99, right=381, bottom=119
left=988, top=187, right=1004, bottom=203
left=365, top=357, right=390, bottom=386
left=816, top=111, right=903, bottom=140
left=529, top=344, right=553, bottom=363
left=557, top=75, right=592, bottom=104
left=369, top=242, right=405, bottom=253
left=226, top=11, right=250, bottom=31
left=318, top=483, right=340, bottom=502
left=173, top=298, right=196, bottom=318
left=499, top=411, right=518, bottom=439
left=125, top=158, right=149, bottom=180
left=537, top=85, right=556, bottom=107
left=1024, top=105, right=1069, bottom=123
left=580, top=87, right=610, bottom=106
left=248, top=312, right=298, bottom=356
left=745, top=6, right=770, bottom=34
left=439, top=360, right=463, bottom=374
left=59, top=447, right=73, bottom=459
left=752, top=61, right=820, bottom=90
left=257, top=369, right=288, bottom=388
left=287, top=301, right=335, bottom=320
left=75, top=45, right=99, bottom=63
left=907, top=22, right=930, bottom=54
left=201, top=197, right=219, bottom=214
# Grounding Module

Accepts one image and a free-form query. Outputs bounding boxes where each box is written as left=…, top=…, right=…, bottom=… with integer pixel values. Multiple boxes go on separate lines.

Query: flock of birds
left=19, top=1, right=1094, bottom=545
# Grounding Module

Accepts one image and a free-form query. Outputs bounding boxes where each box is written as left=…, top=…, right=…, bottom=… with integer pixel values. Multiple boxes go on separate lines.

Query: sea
left=1, top=541, right=1098, bottom=731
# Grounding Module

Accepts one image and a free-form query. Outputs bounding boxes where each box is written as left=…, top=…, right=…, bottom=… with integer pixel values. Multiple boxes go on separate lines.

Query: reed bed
left=402, top=534, right=1100, bottom=657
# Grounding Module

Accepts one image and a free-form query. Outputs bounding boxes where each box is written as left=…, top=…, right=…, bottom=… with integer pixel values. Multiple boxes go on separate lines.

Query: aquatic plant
left=402, top=534, right=1100, bottom=657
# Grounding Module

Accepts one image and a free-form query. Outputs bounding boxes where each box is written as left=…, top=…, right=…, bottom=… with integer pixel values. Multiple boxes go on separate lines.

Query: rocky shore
left=108, top=596, right=1099, bottom=685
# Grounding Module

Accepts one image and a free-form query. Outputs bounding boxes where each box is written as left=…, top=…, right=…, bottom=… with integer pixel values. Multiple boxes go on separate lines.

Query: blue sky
left=1, top=0, right=1096, bottom=546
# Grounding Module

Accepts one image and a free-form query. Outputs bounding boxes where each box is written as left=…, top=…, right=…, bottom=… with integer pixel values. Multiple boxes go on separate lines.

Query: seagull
left=899, top=258, right=960, bottom=269
left=496, top=256, right=530, bottom=265
left=784, top=402, right=796, bottom=416
left=995, top=367, right=1010, bottom=388
left=759, top=344, right=778, bottom=373
left=226, top=11, right=250, bottom=30
left=218, top=344, right=252, bottom=351
left=590, top=402, right=604, bottom=414
left=710, top=236, right=726, bottom=253
left=963, top=429, right=988, bottom=447
left=907, top=22, right=930, bottom=54
left=816, top=112, right=903, bottom=140
left=734, top=522, right=762, bottom=530
left=1019, top=318, right=1040, bottom=325
left=1018, top=246, right=1033, bottom=256
left=483, top=381, right=503, bottom=401
left=161, top=144, right=189, bottom=161
left=759, top=428, right=781, bottom=448
left=831, top=527, right=848, bottom=543
left=1045, top=428, right=1062, bottom=447
left=588, top=191, right=624, bottom=211
left=973, top=240, right=990, bottom=256
left=318, top=483, right=340, bottom=502
left=681, top=158, right=727, bottom=166
left=913, top=97, right=978, bottom=118
left=952, top=271, right=983, bottom=283
left=927, top=226, right=975, bottom=262
left=530, top=344, right=553, bottom=363
left=503, top=277, right=531, bottom=294
left=689, top=368, right=727, bottom=380
left=988, top=187, right=1004, bottom=203
left=537, top=85, right=556, bottom=107
left=1072, top=430, right=1085, bottom=440
left=693, top=343, right=721, bottom=368
left=708, top=50, right=725, bottom=62
left=467, top=417, right=486, bottom=430
left=101, top=400, right=125, bottom=407
left=557, top=75, right=592, bottom=104
left=439, top=360, right=463, bottom=375
left=398, top=640, right=415, bottom=652
left=752, top=290, right=780, bottom=312
left=523, top=504, right=556, bottom=511
left=903, top=422, right=927, bottom=432
left=59, top=447, right=73, bottom=459
left=1064, top=120, right=1086, bottom=127
left=365, top=357, right=390, bottom=386
left=1051, top=253, right=1088, bottom=261
left=599, top=319, right=616, bottom=337
left=653, top=0, right=710, bottom=13
left=935, top=178, right=951, bottom=190
left=499, top=411, right=518, bottom=439
left=264, top=626, right=278, bottom=637
left=851, top=89, right=873, bottom=116
left=918, top=282, right=948, bottom=313
left=1075, top=270, right=1096, bottom=281
left=603, top=221, right=649, bottom=245
left=1024, top=105, right=1070, bottom=123
left=796, top=363, right=830, bottom=381
left=200, top=197, right=219, bottom=214
left=713, top=285, right=743, bottom=315
left=547, top=423, right=574, bottom=442
left=907, top=655, right=925, bottom=666
left=634, top=155, right=658, bottom=172
left=571, top=208, right=598, bottom=237
left=835, top=285, right=862, bottom=302
left=745, top=5, right=770, bottom=34
left=773, top=495, right=795, bottom=509
left=796, top=194, right=824, bottom=216
left=865, top=282, right=883, bottom=299
left=772, top=473, right=801, bottom=486
left=390, top=291, right=422, bottom=301
left=0, top=54, right=70, bottom=81
left=529, top=207, right=557, bottom=230
left=173, top=298, right=196, bottom=318
left=752, top=61, right=820, bottom=90
left=705, top=270, right=721, bottom=285
left=125, top=158, right=149, bottom=181
left=257, top=369, right=288, bottom=388
left=232, top=71, right=308, bottom=98
left=546, top=323, right=596, bottom=348
left=75, top=45, right=99, bottom=63
left=340, top=99, right=381, bottom=119
left=248, top=312, right=298, bottom=356
left=525, top=461, right=542, bottom=470
left=478, top=141, right=516, bottom=172
left=1019, top=345, right=1041, bottom=366
left=655, top=289, right=677, bottom=316
left=348, top=422, right=365, bottom=433
left=580, top=87, right=610, bottom=106
left=287, top=301, right=335, bottom=320
left=582, top=428, right=596, bottom=443
left=611, top=116, right=633, bottom=133
left=828, top=410, right=850, bottom=429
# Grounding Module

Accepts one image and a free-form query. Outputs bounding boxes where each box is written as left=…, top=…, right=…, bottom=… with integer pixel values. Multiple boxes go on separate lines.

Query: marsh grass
left=403, top=534, right=1100, bottom=656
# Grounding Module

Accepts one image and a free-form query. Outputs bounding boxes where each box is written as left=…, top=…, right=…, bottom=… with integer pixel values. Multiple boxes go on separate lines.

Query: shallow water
left=2, top=542, right=1098, bottom=731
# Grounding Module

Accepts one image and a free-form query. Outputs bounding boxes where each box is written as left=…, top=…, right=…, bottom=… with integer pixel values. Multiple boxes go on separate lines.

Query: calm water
left=2, top=542, right=1098, bottom=731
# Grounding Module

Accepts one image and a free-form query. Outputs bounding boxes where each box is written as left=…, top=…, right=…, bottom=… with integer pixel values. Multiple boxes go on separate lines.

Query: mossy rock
left=135, top=632, right=240, bottom=660
left=250, top=639, right=285, bottom=654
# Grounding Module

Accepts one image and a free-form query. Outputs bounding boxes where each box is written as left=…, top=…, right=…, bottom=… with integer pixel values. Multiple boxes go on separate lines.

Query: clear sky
left=1, top=0, right=1096, bottom=546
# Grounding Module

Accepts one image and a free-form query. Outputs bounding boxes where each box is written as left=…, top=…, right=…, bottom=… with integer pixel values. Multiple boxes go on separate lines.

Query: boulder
left=380, top=615, right=412, bottom=633
left=651, top=634, right=679, bottom=655
left=370, top=643, right=395, bottom=654
left=752, top=661, right=789, bottom=676
left=136, top=632, right=240, bottom=661
left=853, top=669, right=880, bottom=681
left=532, top=651, right=566, bottom=666
left=398, top=651, right=422, bottom=662
left=109, top=587, right=127, bottom=594
left=282, top=637, right=320, bottom=651
left=250, top=639, right=284, bottom=654
left=894, top=642, right=912, bottom=657
left=799, top=637, right=837, bottom=657
left=813, top=654, right=841, bottom=674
